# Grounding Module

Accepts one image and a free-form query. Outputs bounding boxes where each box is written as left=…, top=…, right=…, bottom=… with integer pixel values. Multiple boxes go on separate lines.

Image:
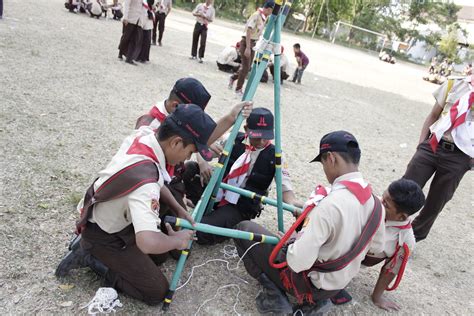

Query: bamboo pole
left=164, top=216, right=280, bottom=244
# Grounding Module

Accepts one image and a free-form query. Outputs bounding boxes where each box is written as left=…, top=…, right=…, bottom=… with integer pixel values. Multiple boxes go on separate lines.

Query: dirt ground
left=1, top=0, right=473, bottom=314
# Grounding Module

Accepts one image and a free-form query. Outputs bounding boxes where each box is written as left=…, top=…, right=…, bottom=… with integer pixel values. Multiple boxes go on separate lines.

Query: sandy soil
left=1, top=0, right=473, bottom=314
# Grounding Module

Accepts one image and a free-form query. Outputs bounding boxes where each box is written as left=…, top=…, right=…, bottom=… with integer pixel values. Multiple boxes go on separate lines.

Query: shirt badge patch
left=151, top=199, right=160, bottom=215
left=302, top=217, right=310, bottom=227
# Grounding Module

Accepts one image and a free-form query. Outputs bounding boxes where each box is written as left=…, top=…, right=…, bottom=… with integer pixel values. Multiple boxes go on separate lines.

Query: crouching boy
left=232, top=131, right=385, bottom=314
left=333, top=178, right=425, bottom=310
left=55, top=104, right=216, bottom=305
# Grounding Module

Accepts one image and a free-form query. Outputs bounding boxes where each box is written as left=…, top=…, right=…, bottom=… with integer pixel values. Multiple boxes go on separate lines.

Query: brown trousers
left=234, top=221, right=339, bottom=302
left=403, top=139, right=471, bottom=241
left=81, top=223, right=168, bottom=305
left=232, top=37, right=256, bottom=91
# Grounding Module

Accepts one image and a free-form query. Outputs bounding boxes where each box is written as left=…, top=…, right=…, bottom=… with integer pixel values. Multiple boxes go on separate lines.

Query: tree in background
left=439, top=25, right=461, bottom=63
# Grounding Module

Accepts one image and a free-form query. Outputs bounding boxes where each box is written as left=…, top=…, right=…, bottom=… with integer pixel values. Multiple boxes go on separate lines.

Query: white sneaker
left=198, top=58, right=204, bottom=63
left=235, top=89, right=244, bottom=98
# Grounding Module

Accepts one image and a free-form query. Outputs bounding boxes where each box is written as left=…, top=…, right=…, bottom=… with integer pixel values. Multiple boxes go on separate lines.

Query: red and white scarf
left=216, top=138, right=271, bottom=206
left=429, top=89, right=473, bottom=156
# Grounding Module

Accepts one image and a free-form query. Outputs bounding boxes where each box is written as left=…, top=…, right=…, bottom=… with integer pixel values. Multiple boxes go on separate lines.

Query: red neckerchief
left=258, top=8, right=267, bottom=21
left=393, top=222, right=412, bottom=230
left=339, top=180, right=372, bottom=204
left=429, top=92, right=474, bottom=152
left=149, top=105, right=167, bottom=123
left=126, top=137, right=158, bottom=162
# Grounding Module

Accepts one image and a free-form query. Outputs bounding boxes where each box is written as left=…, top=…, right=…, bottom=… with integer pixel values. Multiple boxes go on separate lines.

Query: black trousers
left=234, top=221, right=340, bottom=302
left=217, top=62, right=239, bottom=73
left=191, top=22, right=208, bottom=58
left=152, top=12, right=167, bottom=43
left=118, top=22, right=143, bottom=62
left=269, top=64, right=289, bottom=82
left=137, top=29, right=152, bottom=62
left=403, top=139, right=471, bottom=241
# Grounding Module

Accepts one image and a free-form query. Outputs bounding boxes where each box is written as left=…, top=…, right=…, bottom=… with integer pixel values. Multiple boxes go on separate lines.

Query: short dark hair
left=168, top=91, right=183, bottom=103
left=388, top=179, right=425, bottom=216
left=320, top=141, right=361, bottom=165
left=157, top=119, right=195, bottom=147
left=293, top=43, right=301, bottom=49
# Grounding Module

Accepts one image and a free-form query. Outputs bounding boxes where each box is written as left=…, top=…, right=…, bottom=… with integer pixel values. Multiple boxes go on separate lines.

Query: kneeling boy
left=55, top=104, right=216, bottom=305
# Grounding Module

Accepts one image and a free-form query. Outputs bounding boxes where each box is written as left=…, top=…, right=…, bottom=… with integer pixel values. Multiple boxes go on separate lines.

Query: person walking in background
left=291, top=43, right=309, bottom=84
left=137, top=0, right=155, bottom=63
left=152, top=0, right=172, bottom=46
left=190, top=0, right=215, bottom=63
left=118, top=0, right=143, bottom=65
left=228, top=1, right=274, bottom=96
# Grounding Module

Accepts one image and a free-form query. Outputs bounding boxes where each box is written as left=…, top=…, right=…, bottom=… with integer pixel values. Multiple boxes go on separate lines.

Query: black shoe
left=293, top=299, right=333, bottom=316
left=55, top=239, right=89, bottom=277
left=255, top=273, right=293, bottom=314
left=158, top=42, right=162, bottom=46
left=118, top=54, right=123, bottom=60
left=125, top=60, right=137, bottom=65
left=151, top=40, right=157, bottom=45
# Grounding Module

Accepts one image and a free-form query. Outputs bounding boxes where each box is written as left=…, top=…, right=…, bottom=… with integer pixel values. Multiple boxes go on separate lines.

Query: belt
left=438, top=139, right=459, bottom=152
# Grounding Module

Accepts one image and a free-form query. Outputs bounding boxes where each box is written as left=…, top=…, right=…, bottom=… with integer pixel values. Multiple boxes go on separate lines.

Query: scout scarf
left=430, top=90, right=474, bottom=156
left=384, top=221, right=412, bottom=291
left=149, top=104, right=167, bottom=124
left=273, top=179, right=381, bottom=304
left=216, top=137, right=271, bottom=206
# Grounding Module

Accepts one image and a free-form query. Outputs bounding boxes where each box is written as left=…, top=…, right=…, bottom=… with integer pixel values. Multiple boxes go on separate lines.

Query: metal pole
left=311, top=0, right=325, bottom=39
left=332, top=20, right=340, bottom=44
left=219, top=183, right=300, bottom=214
left=164, top=216, right=280, bottom=244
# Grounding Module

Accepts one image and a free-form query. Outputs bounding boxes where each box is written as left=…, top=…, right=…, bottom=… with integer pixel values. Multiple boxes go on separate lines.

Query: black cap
left=263, top=0, right=275, bottom=8
left=167, top=104, right=217, bottom=161
left=172, top=78, right=211, bottom=110
left=311, top=130, right=360, bottom=162
left=246, top=107, right=274, bottom=140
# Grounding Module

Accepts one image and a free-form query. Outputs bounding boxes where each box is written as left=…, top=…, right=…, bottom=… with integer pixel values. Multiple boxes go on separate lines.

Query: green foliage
left=439, top=25, right=461, bottom=63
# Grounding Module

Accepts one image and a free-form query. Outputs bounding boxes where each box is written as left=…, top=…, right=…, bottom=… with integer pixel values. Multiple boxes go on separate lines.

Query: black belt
left=438, top=139, right=459, bottom=152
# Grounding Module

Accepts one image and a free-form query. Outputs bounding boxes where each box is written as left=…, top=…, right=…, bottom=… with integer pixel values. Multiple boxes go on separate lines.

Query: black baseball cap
left=263, top=0, right=275, bottom=8
left=311, top=130, right=360, bottom=162
left=246, top=107, right=274, bottom=140
left=172, top=78, right=211, bottom=110
left=167, top=104, right=217, bottom=161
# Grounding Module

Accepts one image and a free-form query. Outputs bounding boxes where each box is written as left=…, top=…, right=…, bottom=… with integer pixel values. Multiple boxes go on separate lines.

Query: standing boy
left=118, top=0, right=144, bottom=65
left=152, top=0, right=172, bottom=46
left=403, top=76, right=473, bottom=242
left=190, top=0, right=215, bottom=63
left=291, top=43, right=309, bottom=84
left=55, top=105, right=217, bottom=305
left=229, top=1, right=274, bottom=95
left=233, top=131, right=385, bottom=314
left=183, top=108, right=302, bottom=245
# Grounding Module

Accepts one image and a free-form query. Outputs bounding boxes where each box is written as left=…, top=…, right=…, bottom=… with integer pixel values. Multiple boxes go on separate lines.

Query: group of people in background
left=64, top=0, right=123, bottom=20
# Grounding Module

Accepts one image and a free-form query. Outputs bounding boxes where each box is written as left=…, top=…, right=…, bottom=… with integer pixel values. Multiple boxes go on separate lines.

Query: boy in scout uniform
left=331, top=178, right=425, bottom=311
left=229, top=1, right=275, bottom=96
left=233, top=131, right=385, bottom=314
left=181, top=108, right=302, bottom=245
left=55, top=105, right=216, bottom=305
left=403, top=75, right=473, bottom=242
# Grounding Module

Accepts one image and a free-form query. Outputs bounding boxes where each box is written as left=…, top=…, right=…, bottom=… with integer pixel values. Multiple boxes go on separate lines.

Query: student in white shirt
left=152, top=0, right=172, bottom=46
left=190, top=0, right=215, bottom=63
left=217, top=42, right=241, bottom=73
left=118, top=0, right=144, bottom=65
left=137, top=0, right=155, bottom=63
left=233, top=130, right=385, bottom=314
left=331, top=178, right=425, bottom=311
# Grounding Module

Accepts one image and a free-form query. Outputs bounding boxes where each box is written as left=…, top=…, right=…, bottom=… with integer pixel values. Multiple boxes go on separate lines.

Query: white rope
left=194, top=284, right=241, bottom=316
left=176, top=242, right=263, bottom=315
left=81, top=287, right=123, bottom=315
left=176, top=242, right=261, bottom=290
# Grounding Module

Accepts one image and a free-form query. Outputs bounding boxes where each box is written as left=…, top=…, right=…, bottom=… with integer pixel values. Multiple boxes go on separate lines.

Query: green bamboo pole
left=218, top=183, right=300, bottom=215
left=164, top=216, right=280, bottom=244
left=272, top=12, right=284, bottom=232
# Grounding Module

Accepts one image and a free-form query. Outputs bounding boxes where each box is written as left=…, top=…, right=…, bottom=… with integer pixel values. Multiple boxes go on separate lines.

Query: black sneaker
left=55, top=241, right=89, bottom=277
left=256, top=273, right=293, bottom=314
left=293, top=299, right=333, bottom=316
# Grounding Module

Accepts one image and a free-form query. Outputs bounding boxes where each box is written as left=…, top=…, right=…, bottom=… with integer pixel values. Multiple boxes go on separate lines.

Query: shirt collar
left=385, top=218, right=411, bottom=228
left=333, top=172, right=363, bottom=185
left=158, top=99, right=170, bottom=116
